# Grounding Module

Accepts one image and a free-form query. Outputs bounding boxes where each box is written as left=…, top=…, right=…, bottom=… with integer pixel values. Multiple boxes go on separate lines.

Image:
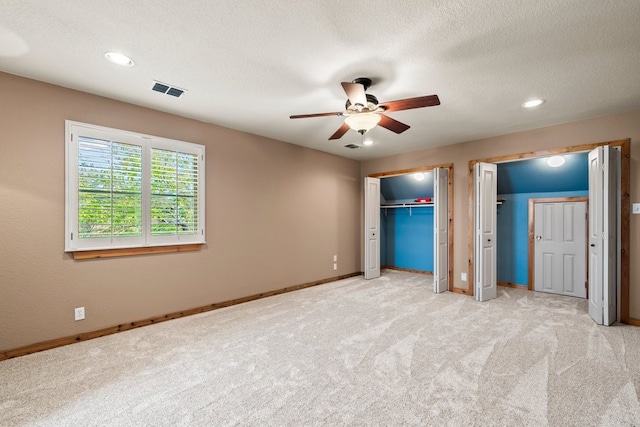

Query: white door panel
left=474, top=162, right=497, bottom=302
left=588, top=146, right=619, bottom=325
left=434, top=168, right=449, bottom=293
left=534, top=201, right=586, bottom=298
left=588, top=150, right=602, bottom=323
left=364, top=177, right=380, bottom=280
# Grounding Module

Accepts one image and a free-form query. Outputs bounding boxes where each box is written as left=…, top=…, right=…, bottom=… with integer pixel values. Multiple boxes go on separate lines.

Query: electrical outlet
left=633, top=203, right=640, bottom=214
left=333, top=263, right=337, bottom=271
left=461, top=273, right=467, bottom=282
left=74, top=307, right=85, bottom=321
left=333, top=254, right=337, bottom=262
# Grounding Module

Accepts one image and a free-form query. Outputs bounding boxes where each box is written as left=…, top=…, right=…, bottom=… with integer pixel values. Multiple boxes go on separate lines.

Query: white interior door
left=588, top=146, right=619, bottom=325
left=434, top=168, right=449, bottom=293
left=474, top=162, right=497, bottom=302
left=534, top=201, right=587, bottom=298
left=364, top=177, right=380, bottom=280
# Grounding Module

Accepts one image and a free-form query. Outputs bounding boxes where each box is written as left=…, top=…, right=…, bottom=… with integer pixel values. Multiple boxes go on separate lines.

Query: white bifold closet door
left=434, top=168, right=449, bottom=293
left=474, top=162, right=497, bottom=302
left=588, top=146, right=619, bottom=325
left=364, top=177, right=380, bottom=280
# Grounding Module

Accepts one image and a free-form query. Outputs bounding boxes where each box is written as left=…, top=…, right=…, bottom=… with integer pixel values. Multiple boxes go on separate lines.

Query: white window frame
left=65, top=120, right=205, bottom=252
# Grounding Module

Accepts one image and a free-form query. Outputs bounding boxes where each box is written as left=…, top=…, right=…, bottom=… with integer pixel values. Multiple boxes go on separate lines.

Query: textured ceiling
left=2, top=1, right=640, bottom=160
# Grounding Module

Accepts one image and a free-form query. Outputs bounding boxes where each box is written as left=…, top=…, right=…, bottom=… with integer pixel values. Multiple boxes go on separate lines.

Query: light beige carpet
left=2, top=270, right=640, bottom=426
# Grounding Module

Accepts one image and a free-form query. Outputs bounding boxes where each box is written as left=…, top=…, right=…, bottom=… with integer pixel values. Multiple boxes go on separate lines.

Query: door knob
left=590, top=244, right=595, bottom=247
left=535, top=235, right=542, bottom=241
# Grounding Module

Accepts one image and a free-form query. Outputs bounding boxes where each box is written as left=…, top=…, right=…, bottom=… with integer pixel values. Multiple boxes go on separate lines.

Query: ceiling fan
left=290, top=77, right=440, bottom=140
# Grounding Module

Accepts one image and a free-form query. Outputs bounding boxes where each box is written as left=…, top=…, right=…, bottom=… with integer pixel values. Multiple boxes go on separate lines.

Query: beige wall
left=3, top=70, right=640, bottom=353
left=0, top=73, right=362, bottom=351
left=361, top=109, right=640, bottom=318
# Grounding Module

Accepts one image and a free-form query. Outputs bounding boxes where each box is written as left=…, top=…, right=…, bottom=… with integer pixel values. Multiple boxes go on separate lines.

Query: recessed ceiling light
left=522, top=98, right=544, bottom=108
left=547, top=155, right=565, bottom=167
left=362, top=138, right=374, bottom=146
left=104, top=52, right=134, bottom=67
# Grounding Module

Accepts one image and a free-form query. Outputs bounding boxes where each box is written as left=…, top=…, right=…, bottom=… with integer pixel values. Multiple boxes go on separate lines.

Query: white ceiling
left=2, top=1, right=640, bottom=161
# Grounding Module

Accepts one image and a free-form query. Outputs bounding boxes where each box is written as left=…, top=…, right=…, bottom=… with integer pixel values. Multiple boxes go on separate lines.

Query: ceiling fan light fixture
left=345, top=112, right=381, bottom=133
left=290, top=78, right=440, bottom=140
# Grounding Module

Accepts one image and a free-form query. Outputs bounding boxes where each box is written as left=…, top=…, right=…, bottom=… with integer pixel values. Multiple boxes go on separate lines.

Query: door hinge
left=71, top=232, right=73, bottom=240
left=585, top=281, right=587, bottom=288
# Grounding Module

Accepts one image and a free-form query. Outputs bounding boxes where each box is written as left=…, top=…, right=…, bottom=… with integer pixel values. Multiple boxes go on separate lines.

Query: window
left=65, top=121, right=205, bottom=252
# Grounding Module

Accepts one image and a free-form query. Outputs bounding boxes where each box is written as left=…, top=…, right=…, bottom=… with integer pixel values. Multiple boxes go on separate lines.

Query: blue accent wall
left=497, top=190, right=588, bottom=285
left=381, top=207, right=433, bottom=272
left=378, top=155, right=588, bottom=279
left=380, top=173, right=434, bottom=203
left=497, top=152, right=588, bottom=194
left=379, top=172, right=435, bottom=272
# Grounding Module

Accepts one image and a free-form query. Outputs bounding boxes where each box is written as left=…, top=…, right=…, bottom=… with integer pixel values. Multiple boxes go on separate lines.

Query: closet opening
left=365, top=164, right=454, bottom=293
left=469, top=139, right=630, bottom=325
left=496, top=152, right=589, bottom=298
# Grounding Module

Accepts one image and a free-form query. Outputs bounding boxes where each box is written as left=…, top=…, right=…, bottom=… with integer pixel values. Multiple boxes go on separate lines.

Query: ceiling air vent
left=151, top=81, right=186, bottom=98
left=344, top=144, right=360, bottom=149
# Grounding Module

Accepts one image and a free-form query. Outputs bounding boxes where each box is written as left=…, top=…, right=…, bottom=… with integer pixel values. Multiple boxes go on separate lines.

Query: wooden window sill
left=71, top=244, right=203, bottom=260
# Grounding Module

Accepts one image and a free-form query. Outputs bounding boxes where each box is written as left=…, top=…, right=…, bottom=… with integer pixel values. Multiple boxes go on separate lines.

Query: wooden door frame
left=369, top=163, right=454, bottom=288
left=528, top=197, right=588, bottom=293
left=468, top=139, right=631, bottom=324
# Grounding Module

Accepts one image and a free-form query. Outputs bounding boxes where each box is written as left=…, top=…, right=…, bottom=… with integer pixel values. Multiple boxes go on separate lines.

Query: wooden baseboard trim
left=623, top=317, right=640, bottom=327
left=0, top=272, right=362, bottom=361
left=382, top=266, right=433, bottom=276
left=497, top=281, right=528, bottom=289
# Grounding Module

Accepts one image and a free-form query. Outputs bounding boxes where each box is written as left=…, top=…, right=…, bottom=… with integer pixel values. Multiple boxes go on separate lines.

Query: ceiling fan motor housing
left=352, top=77, right=372, bottom=91
left=345, top=94, right=380, bottom=112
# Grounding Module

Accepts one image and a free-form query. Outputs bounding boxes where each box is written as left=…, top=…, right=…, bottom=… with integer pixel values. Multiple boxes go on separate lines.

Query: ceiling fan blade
left=290, top=111, right=342, bottom=119
left=329, top=123, right=351, bottom=140
left=341, top=82, right=367, bottom=108
left=378, top=114, right=410, bottom=134
left=381, top=95, right=440, bottom=112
